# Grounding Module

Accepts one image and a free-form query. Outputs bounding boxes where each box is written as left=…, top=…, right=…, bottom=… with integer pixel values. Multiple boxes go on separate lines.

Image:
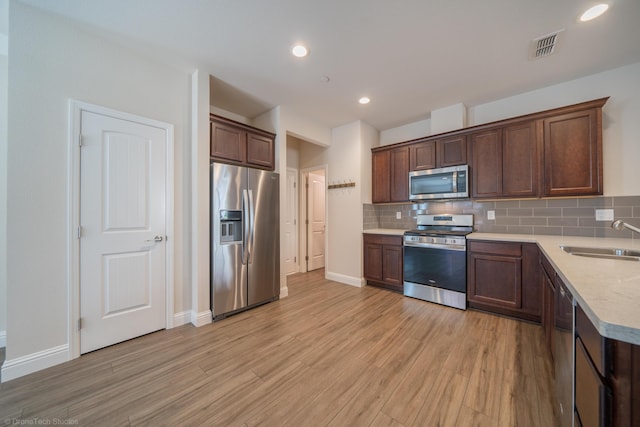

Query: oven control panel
left=403, top=235, right=467, bottom=248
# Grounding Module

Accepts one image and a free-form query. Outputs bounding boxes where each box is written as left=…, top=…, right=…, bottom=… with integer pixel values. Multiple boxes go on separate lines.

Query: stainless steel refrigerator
left=210, top=163, right=280, bottom=320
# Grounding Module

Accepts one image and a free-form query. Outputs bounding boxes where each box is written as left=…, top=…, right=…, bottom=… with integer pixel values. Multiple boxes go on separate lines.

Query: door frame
left=67, top=100, right=175, bottom=359
left=285, top=167, right=299, bottom=275
left=300, top=165, right=328, bottom=273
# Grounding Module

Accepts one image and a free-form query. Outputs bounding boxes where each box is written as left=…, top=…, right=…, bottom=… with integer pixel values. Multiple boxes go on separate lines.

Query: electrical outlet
left=487, top=210, right=496, bottom=220
left=595, top=209, right=614, bottom=221
left=396, top=211, right=401, bottom=220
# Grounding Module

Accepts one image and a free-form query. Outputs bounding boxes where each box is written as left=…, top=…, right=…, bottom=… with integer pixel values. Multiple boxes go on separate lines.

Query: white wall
left=0, top=0, right=8, bottom=347
left=359, top=122, right=378, bottom=205
left=300, top=139, right=330, bottom=170
left=190, top=70, right=210, bottom=327
left=286, top=136, right=300, bottom=169
left=379, top=62, right=640, bottom=197
left=379, top=118, right=430, bottom=146
left=209, top=105, right=251, bottom=125
left=325, top=121, right=368, bottom=286
left=279, top=106, right=331, bottom=148
left=467, top=62, right=640, bottom=197
left=5, top=2, right=190, bottom=371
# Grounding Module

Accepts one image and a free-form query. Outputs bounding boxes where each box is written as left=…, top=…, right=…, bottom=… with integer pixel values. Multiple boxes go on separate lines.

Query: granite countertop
left=469, top=232, right=640, bottom=346
left=363, top=228, right=406, bottom=236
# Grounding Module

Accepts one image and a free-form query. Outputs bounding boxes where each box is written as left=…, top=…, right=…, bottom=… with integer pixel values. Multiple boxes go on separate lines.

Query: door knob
left=146, top=236, right=164, bottom=242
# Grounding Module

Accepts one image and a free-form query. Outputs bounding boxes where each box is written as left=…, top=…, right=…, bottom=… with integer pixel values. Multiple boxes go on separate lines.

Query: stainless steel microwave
left=409, top=165, right=469, bottom=201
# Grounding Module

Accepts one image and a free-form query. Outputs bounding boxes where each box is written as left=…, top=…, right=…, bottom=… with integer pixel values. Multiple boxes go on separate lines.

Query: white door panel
left=80, top=111, right=167, bottom=354
left=308, top=172, right=325, bottom=271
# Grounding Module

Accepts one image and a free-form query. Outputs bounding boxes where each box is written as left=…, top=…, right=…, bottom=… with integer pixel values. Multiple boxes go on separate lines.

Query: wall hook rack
left=328, top=180, right=356, bottom=190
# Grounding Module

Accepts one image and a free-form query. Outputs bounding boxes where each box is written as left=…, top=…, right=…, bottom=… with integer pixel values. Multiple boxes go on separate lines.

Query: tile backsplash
left=363, top=196, right=640, bottom=239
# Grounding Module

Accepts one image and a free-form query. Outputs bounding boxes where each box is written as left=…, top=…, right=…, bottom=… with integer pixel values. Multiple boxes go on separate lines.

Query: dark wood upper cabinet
left=502, top=121, right=539, bottom=198
left=470, top=128, right=502, bottom=198
left=372, top=150, right=391, bottom=203
left=470, top=121, right=539, bottom=199
left=409, top=135, right=466, bottom=171
left=210, top=120, right=246, bottom=163
left=543, top=108, right=602, bottom=196
left=390, top=147, right=409, bottom=202
left=372, top=147, right=409, bottom=203
left=210, top=114, right=275, bottom=170
left=372, top=97, right=607, bottom=202
left=246, top=132, right=274, bottom=169
left=409, top=140, right=436, bottom=170
left=437, top=135, right=467, bottom=167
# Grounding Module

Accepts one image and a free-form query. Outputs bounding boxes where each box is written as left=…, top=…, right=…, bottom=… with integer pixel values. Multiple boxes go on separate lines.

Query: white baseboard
left=279, top=286, right=289, bottom=299
left=1, top=344, right=70, bottom=383
left=190, top=310, right=212, bottom=327
left=0, top=330, right=5, bottom=348
left=325, top=271, right=365, bottom=288
left=172, top=311, right=191, bottom=328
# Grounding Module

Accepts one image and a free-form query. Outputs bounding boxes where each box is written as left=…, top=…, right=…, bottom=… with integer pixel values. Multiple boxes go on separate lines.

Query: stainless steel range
left=403, top=214, right=473, bottom=310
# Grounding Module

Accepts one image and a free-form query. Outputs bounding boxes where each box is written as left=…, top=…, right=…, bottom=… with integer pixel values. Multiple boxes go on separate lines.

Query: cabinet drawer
left=576, top=304, right=610, bottom=377
left=363, top=234, right=402, bottom=246
left=575, top=337, right=610, bottom=427
left=468, top=241, right=522, bottom=257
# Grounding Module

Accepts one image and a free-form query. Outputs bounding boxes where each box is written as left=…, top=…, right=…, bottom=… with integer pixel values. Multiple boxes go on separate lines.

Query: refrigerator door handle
left=242, top=189, right=250, bottom=265
left=248, top=189, right=255, bottom=264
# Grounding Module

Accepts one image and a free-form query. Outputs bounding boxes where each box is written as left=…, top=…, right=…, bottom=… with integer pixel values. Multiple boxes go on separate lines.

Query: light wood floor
left=0, top=270, right=556, bottom=426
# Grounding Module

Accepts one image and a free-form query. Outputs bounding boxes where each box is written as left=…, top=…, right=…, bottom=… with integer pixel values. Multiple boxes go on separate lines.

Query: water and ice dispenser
left=219, top=210, right=242, bottom=244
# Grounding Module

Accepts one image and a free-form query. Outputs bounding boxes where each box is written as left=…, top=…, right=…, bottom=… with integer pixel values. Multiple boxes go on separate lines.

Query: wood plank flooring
left=0, top=269, right=556, bottom=426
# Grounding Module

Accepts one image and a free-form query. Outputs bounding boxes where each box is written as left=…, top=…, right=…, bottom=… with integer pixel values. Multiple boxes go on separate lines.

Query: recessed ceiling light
left=580, top=4, right=609, bottom=21
left=359, top=97, right=371, bottom=105
left=291, top=45, right=308, bottom=58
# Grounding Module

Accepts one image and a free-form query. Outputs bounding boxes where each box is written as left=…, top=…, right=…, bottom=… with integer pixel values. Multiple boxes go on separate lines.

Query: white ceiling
left=21, top=0, right=640, bottom=130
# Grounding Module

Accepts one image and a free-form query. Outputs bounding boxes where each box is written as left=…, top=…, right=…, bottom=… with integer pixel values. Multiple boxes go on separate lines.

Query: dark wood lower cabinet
left=536, top=251, right=640, bottom=427
left=540, top=256, right=556, bottom=359
left=363, top=234, right=403, bottom=292
left=574, top=303, right=640, bottom=427
left=467, top=240, right=540, bottom=322
left=575, top=337, right=610, bottom=427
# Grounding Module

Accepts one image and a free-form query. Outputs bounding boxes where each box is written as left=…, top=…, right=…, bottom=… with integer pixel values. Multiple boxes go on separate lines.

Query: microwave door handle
left=452, top=171, right=458, bottom=193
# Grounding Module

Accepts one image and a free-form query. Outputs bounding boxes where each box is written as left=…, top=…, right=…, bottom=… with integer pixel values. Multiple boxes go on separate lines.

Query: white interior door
left=80, top=110, right=167, bottom=354
left=307, top=171, right=325, bottom=271
left=284, top=168, right=298, bottom=275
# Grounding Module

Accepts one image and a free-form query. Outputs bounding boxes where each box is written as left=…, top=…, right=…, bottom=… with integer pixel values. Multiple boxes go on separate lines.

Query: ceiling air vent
left=530, top=29, right=564, bottom=59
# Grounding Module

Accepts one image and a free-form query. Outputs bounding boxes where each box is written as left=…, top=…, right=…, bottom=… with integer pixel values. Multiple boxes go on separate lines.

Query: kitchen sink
left=560, top=245, right=640, bottom=261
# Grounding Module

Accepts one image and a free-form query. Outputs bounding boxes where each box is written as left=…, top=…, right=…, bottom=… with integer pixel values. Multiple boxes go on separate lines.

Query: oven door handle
left=403, top=242, right=467, bottom=251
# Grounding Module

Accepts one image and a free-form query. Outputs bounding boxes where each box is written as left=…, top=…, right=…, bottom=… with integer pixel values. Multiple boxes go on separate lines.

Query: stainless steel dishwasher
left=555, top=276, right=575, bottom=427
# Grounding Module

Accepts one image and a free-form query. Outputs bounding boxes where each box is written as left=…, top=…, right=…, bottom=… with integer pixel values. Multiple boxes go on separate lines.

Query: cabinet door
left=390, top=147, right=409, bottom=202
left=470, top=128, right=502, bottom=198
left=364, top=243, right=383, bottom=282
left=246, top=132, right=274, bottom=169
left=372, top=151, right=391, bottom=203
left=382, top=245, right=403, bottom=289
left=541, top=258, right=556, bottom=358
left=437, top=135, right=467, bottom=167
left=468, top=252, right=522, bottom=309
left=409, top=140, right=436, bottom=171
left=502, top=121, right=538, bottom=198
left=575, top=338, right=610, bottom=427
left=543, top=108, right=602, bottom=196
left=210, top=121, right=246, bottom=163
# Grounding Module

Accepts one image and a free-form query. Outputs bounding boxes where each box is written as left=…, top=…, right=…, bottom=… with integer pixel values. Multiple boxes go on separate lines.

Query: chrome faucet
left=611, top=219, right=640, bottom=235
